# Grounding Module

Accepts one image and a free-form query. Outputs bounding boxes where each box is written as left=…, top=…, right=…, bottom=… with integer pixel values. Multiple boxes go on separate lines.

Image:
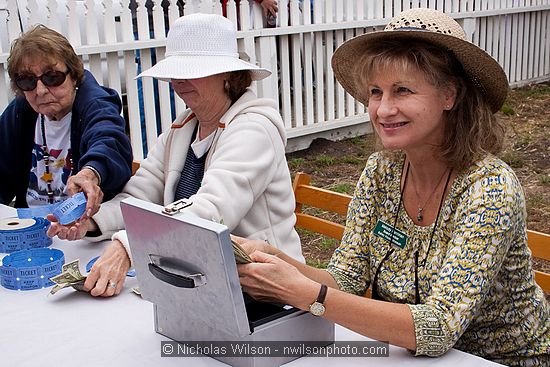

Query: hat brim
left=137, top=55, right=272, bottom=81
left=332, top=30, right=509, bottom=113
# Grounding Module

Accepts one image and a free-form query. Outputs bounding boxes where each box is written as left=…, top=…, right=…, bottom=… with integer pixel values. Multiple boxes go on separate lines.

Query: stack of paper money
left=231, top=240, right=252, bottom=264
left=49, top=259, right=87, bottom=295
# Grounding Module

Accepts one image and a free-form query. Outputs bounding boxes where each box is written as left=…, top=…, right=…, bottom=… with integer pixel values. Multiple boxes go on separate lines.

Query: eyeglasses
left=15, top=70, right=70, bottom=91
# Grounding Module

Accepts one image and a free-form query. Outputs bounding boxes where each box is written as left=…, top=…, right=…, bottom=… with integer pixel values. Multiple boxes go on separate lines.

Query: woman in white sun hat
left=236, top=8, right=549, bottom=366
left=48, top=13, right=304, bottom=295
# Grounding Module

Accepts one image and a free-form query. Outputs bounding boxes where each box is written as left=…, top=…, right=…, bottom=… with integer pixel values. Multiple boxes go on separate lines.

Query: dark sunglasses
left=15, top=70, right=70, bottom=91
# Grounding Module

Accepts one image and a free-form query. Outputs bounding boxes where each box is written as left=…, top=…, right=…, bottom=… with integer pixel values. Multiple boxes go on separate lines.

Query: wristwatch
left=309, top=284, right=328, bottom=316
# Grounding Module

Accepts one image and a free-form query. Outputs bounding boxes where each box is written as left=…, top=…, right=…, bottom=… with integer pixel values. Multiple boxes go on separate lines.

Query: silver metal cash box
left=121, top=197, right=334, bottom=367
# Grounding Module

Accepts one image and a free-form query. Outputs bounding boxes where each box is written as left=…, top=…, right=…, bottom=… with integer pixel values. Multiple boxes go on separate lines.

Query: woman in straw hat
left=237, top=8, right=549, bottom=366
left=48, top=13, right=304, bottom=295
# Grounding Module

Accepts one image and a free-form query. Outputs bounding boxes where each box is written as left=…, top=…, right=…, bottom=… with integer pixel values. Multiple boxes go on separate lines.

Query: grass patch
left=288, top=158, right=305, bottom=170
left=501, top=151, right=525, bottom=168
left=306, top=258, right=329, bottom=269
left=516, top=84, right=550, bottom=99
left=297, top=227, right=314, bottom=236
left=526, top=192, right=545, bottom=213
left=315, top=154, right=335, bottom=166
left=514, top=134, right=533, bottom=149
left=539, top=174, right=550, bottom=185
left=329, top=183, right=354, bottom=194
left=349, top=136, right=364, bottom=145
left=318, top=238, right=339, bottom=251
left=500, top=104, right=516, bottom=116
left=339, top=155, right=362, bottom=165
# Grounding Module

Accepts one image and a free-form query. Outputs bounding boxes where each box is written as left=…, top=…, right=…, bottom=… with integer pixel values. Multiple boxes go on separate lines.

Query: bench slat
left=527, top=230, right=550, bottom=261
left=296, top=213, right=345, bottom=240
left=294, top=185, right=351, bottom=216
left=527, top=230, right=550, bottom=292
left=534, top=270, right=550, bottom=293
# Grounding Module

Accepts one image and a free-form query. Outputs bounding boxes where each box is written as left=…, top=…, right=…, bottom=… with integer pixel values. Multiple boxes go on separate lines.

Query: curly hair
left=7, top=24, right=84, bottom=95
left=355, top=39, right=506, bottom=172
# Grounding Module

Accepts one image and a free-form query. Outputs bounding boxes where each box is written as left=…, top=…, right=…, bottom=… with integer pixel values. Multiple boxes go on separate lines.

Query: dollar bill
left=49, top=259, right=87, bottom=295
left=49, top=271, right=81, bottom=285
left=49, top=282, right=70, bottom=295
left=231, top=239, right=252, bottom=264
left=62, top=259, right=84, bottom=278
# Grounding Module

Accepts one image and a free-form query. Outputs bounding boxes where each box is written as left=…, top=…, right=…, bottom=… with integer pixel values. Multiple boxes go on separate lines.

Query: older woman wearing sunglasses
left=0, top=25, right=132, bottom=217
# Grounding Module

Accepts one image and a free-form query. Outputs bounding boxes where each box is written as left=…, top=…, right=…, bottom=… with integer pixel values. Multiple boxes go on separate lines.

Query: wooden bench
left=292, top=172, right=350, bottom=241
left=132, top=161, right=141, bottom=175
left=527, top=230, right=550, bottom=292
left=292, top=172, right=550, bottom=293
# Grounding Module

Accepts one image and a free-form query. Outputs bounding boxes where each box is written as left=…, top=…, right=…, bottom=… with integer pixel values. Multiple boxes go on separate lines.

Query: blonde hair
left=8, top=24, right=84, bottom=95
left=355, top=39, right=505, bottom=172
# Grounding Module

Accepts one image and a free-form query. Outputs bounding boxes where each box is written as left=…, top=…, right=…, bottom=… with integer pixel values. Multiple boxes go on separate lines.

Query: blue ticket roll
left=0, top=248, right=64, bottom=290
left=0, top=217, right=52, bottom=253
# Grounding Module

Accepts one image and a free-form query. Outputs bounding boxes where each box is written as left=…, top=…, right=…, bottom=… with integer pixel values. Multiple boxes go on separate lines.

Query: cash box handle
left=147, top=254, right=206, bottom=288
left=148, top=263, right=196, bottom=288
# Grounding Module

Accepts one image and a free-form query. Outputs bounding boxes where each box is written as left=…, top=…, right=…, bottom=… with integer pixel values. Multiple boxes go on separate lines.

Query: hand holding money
left=49, top=259, right=87, bottom=295
left=231, top=239, right=253, bottom=264
left=230, top=236, right=282, bottom=261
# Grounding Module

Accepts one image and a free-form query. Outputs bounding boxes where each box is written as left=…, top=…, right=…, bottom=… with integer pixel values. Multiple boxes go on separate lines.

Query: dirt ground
left=286, top=81, right=550, bottom=296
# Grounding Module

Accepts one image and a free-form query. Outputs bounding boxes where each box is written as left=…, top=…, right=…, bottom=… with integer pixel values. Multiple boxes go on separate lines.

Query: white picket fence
left=1, top=0, right=549, bottom=161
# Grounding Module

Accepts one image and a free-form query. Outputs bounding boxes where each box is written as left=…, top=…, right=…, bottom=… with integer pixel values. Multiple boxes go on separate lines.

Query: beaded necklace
left=39, top=114, right=72, bottom=204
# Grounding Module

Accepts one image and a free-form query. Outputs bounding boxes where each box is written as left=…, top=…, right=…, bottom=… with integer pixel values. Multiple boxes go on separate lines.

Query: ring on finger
left=109, top=280, right=117, bottom=289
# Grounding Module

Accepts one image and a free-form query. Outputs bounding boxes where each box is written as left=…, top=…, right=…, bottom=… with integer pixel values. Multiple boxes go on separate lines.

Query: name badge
left=372, top=219, right=408, bottom=249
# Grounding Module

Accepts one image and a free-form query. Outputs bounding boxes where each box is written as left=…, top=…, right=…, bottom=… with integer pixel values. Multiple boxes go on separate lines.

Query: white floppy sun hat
left=137, top=13, right=271, bottom=81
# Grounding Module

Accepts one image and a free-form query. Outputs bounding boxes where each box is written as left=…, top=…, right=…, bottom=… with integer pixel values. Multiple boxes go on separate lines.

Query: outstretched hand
left=47, top=214, right=94, bottom=241
left=67, top=168, right=103, bottom=218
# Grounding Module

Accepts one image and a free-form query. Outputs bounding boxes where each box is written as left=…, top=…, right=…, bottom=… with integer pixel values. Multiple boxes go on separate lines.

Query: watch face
left=309, top=302, right=325, bottom=316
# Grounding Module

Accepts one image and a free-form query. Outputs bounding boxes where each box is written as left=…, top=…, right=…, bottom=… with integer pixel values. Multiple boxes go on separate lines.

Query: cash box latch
left=162, top=199, right=192, bottom=215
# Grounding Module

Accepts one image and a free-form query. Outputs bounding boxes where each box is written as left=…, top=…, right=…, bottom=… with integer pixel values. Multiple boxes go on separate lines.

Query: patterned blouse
left=327, top=152, right=550, bottom=366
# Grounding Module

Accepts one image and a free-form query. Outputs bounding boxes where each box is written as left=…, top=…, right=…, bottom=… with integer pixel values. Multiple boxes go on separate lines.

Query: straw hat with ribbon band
left=137, top=13, right=271, bottom=81
left=332, top=8, right=509, bottom=113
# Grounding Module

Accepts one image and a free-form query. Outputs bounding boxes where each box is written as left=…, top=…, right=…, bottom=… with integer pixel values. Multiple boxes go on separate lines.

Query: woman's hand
left=67, top=167, right=104, bottom=218
left=46, top=214, right=96, bottom=241
left=238, top=250, right=318, bottom=309
left=231, top=235, right=280, bottom=256
left=83, top=240, right=130, bottom=297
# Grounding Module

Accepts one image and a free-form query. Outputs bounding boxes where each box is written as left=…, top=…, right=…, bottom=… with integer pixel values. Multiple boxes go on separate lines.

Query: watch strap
left=316, top=284, right=328, bottom=304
